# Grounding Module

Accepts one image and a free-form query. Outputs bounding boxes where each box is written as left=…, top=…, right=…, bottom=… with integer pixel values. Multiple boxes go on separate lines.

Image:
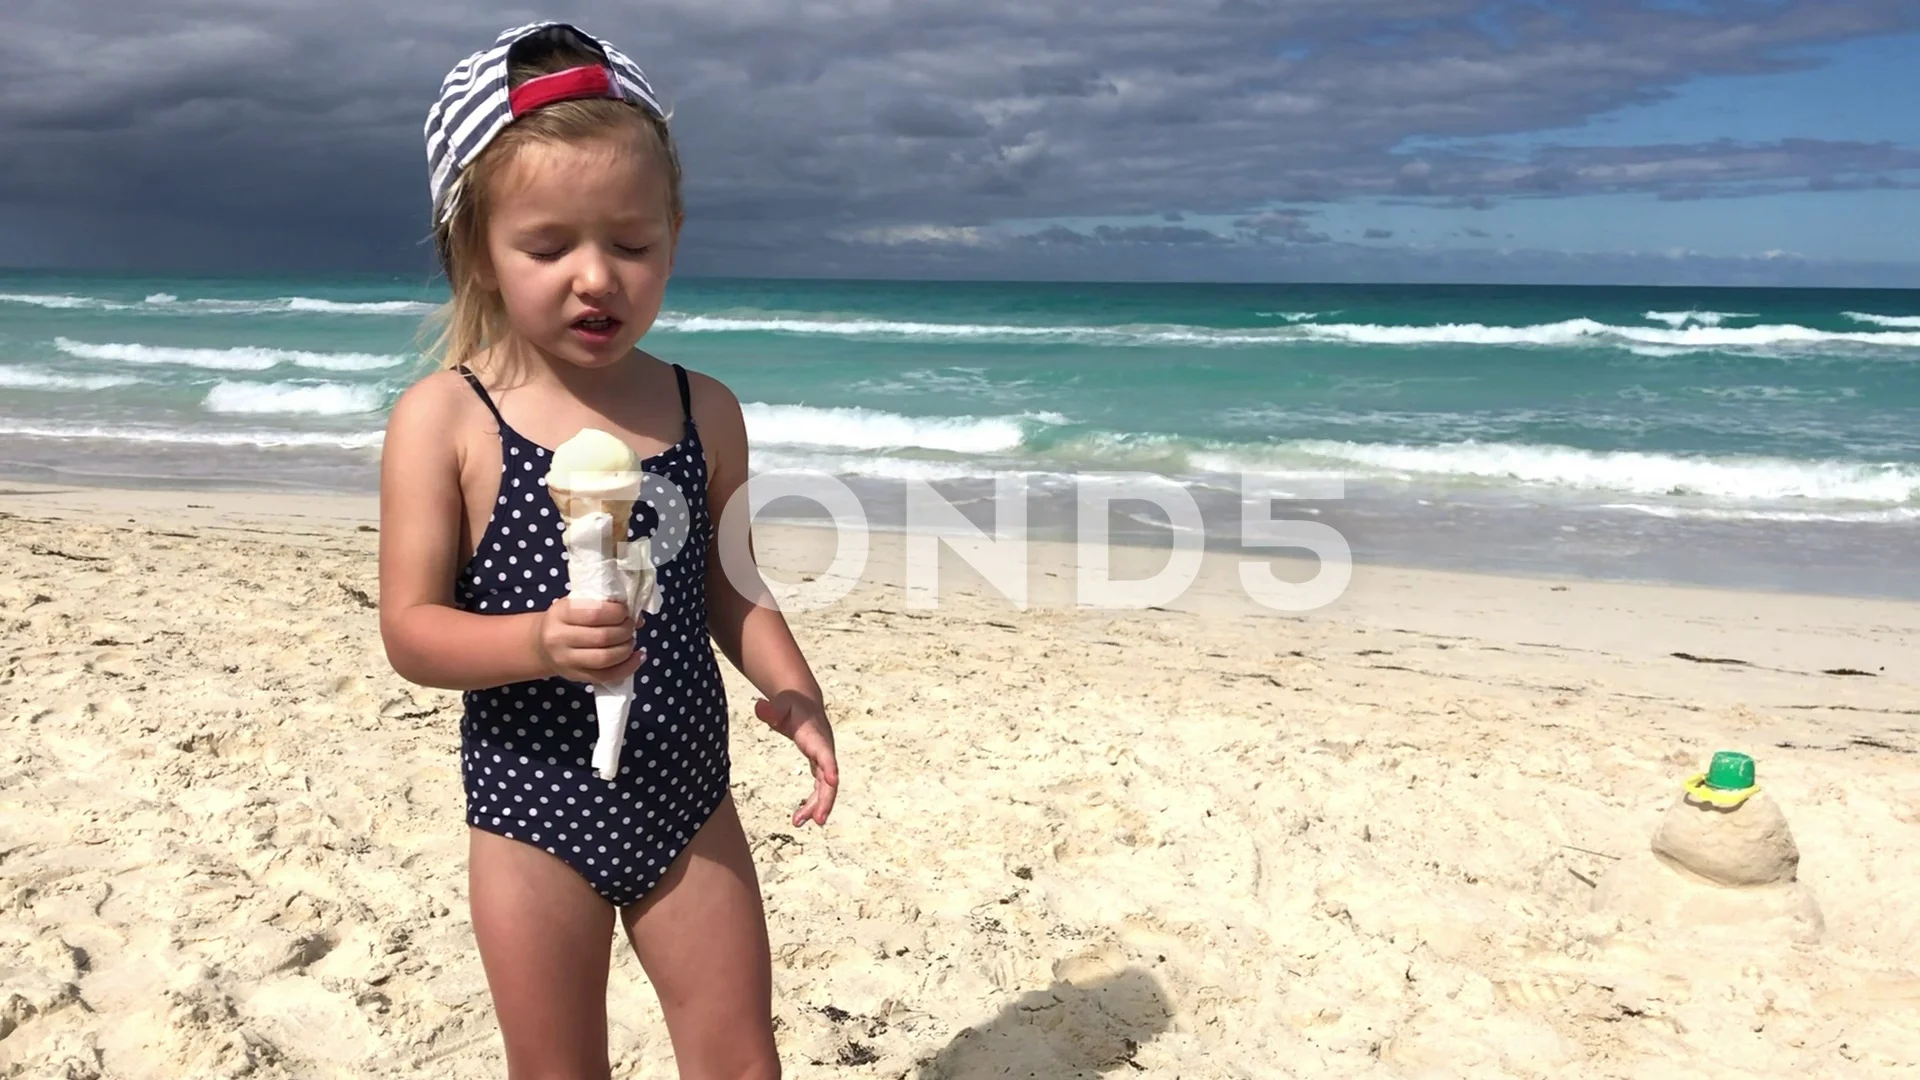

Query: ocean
left=3, top=272, right=1918, bottom=597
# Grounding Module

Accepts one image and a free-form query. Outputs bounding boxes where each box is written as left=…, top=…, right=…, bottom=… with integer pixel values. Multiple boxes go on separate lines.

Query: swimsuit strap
left=456, top=365, right=508, bottom=429
left=672, top=363, right=694, bottom=432
left=460, top=361, right=690, bottom=440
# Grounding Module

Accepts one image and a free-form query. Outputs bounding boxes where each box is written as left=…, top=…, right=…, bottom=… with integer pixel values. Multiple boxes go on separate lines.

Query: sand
left=1, top=480, right=1917, bottom=1079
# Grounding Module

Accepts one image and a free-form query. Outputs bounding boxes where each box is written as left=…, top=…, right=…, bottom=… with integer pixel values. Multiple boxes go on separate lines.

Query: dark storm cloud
left=1231, top=211, right=1330, bottom=244
left=666, top=229, right=1920, bottom=288
left=1385, top=137, right=1920, bottom=204
left=879, top=99, right=992, bottom=139
left=2, top=0, right=1917, bottom=276
left=1017, top=65, right=1117, bottom=99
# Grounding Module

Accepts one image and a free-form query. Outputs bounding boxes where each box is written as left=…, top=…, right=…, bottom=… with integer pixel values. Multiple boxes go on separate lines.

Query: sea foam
left=0, top=419, right=384, bottom=449
left=203, top=380, right=385, bottom=417
left=1643, top=310, right=1754, bottom=328
left=1, top=291, right=433, bottom=315
left=740, top=402, right=1058, bottom=454
left=1844, top=311, right=1920, bottom=329
left=55, top=338, right=408, bottom=372
left=651, top=311, right=1920, bottom=351
left=1237, top=439, right=1920, bottom=504
left=0, top=366, right=142, bottom=391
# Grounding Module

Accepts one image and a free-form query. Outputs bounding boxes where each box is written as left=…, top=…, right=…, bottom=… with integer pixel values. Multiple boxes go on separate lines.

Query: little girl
left=377, top=22, right=838, bottom=1078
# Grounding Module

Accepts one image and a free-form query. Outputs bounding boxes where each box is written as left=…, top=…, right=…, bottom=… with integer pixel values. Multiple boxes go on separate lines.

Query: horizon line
left=3, top=266, right=1919, bottom=294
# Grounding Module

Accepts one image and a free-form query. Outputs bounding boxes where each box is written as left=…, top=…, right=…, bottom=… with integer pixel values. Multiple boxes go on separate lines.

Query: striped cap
left=424, top=22, right=664, bottom=223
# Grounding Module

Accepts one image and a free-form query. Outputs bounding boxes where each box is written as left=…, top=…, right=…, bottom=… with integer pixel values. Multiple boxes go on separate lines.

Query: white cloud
left=843, top=224, right=992, bottom=246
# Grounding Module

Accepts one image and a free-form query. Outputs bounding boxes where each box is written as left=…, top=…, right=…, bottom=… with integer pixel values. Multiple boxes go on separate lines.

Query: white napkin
left=559, top=512, right=663, bottom=781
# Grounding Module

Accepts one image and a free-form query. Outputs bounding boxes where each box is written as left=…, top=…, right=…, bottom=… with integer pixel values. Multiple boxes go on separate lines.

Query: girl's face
left=480, top=133, right=677, bottom=370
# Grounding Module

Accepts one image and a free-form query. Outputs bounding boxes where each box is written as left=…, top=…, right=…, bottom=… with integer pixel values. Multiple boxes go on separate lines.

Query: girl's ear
left=473, top=242, right=499, bottom=291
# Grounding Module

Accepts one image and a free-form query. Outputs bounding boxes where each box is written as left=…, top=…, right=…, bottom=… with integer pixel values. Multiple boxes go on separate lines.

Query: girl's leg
left=619, top=794, right=779, bottom=1080
left=469, top=828, right=618, bottom=1079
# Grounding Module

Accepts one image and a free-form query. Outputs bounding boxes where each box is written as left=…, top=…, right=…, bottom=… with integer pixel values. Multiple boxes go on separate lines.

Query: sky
left=2, top=0, right=1917, bottom=286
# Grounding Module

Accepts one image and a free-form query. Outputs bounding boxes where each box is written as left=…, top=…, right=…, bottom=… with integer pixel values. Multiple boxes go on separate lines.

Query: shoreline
left=4, top=476, right=1919, bottom=607
left=6, top=478, right=1918, bottom=727
left=5, top=477, right=1913, bottom=763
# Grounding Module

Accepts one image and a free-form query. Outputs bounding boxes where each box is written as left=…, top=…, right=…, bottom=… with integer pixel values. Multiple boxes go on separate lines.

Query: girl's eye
left=521, top=243, right=649, bottom=260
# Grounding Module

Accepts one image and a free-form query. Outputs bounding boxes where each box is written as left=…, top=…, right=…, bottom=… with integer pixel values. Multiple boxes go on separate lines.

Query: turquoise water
left=4, top=271, right=1919, bottom=593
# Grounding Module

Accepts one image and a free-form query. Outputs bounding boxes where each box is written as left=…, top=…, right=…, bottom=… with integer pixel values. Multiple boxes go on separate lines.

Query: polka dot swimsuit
left=453, top=363, right=731, bottom=907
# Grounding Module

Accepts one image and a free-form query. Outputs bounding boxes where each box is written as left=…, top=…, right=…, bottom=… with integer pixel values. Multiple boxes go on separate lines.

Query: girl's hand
left=754, top=691, right=839, bottom=828
left=535, top=598, right=646, bottom=685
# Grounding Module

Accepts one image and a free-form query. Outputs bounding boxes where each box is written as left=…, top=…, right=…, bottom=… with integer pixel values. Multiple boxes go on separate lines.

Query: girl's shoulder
left=670, top=362, right=743, bottom=428
left=655, top=360, right=749, bottom=485
left=388, top=366, right=489, bottom=436
left=382, top=365, right=505, bottom=483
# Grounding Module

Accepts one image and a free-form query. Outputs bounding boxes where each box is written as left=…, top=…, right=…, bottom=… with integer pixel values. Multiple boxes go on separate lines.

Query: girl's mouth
left=570, top=314, right=623, bottom=343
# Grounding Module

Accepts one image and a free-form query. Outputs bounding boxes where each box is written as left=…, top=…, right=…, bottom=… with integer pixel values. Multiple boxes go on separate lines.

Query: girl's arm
left=693, top=371, right=839, bottom=825
left=377, top=373, right=640, bottom=692
left=697, top=373, right=823, bottom=701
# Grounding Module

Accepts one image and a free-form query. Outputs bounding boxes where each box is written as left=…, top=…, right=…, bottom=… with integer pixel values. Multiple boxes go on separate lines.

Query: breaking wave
left=0, top=420, right=383, bottom=449
left=1239, top=440, right=1919, bottom=503
left=1844, top=311, right=1920, bottom=329
left=651, top=312, right=1920, bottom=351
left=740, top=402, right=1062, bottom=454
left=0, top=366, right=142, bottom=391
left=203, top=380, right=385, bottom=416
left=1643, top=310, right=1754, bottom=328
left=55, top=338, right=408, bottom=373
left=1, top=292, right=433, bottom=315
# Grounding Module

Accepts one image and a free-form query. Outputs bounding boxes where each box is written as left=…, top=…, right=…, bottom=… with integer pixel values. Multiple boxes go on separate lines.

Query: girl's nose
left=574, top=247, right=617, bottom=297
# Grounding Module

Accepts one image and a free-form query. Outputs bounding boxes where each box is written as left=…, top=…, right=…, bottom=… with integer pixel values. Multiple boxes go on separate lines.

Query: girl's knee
left=722, top=1058, right=779, bottom=1080
left=690, top=1030, right=779, bottom=1080
left=500, top=1052, right=611, bottom=1080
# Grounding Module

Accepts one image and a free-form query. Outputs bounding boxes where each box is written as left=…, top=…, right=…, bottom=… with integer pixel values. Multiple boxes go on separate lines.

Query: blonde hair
left=421, top=36, right=683, bottom=377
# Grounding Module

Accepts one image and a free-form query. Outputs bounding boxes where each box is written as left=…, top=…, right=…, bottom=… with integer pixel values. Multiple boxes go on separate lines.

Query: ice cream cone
left=546, top=428, right=644, bottom=529
left=550, top=487, right=638, bottom=535
left=546, top=429, right=648, bottom=783
left=551, top=486, right=638, bottom=561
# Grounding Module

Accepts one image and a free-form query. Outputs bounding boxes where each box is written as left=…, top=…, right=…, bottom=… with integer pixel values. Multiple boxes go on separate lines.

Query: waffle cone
left=555, top=491, right=634, bottom=569
left=551, top=486, right=638, bottom=544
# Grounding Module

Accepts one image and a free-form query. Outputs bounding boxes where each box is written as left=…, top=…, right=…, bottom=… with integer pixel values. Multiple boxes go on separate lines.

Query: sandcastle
left=1592, top=752, right=1823, bottom=943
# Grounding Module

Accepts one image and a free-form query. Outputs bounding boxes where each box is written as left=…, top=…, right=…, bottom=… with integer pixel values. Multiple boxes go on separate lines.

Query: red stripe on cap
left=508, top=65, right=619, bottom=116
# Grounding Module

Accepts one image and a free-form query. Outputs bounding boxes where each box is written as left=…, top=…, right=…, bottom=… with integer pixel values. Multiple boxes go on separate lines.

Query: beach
left=2, top=482, right=1916, bottom=1079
